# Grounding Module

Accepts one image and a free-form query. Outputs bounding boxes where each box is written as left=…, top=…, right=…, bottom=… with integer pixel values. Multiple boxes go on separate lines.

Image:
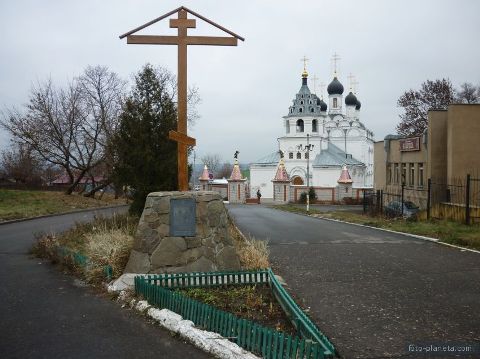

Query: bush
left=298, top=188, right=317, bottom=204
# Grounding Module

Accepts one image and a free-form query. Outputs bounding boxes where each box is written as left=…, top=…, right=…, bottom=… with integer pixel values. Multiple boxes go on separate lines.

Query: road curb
left=129, top=298, right=260, bottom=359
left=0, top=204, right=129, bottom=226
left=272, top=207, right=480, bottom=255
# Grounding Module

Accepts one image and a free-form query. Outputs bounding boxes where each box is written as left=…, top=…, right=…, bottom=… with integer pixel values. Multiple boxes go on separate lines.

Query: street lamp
left=304, top=133, right=314, bottom=213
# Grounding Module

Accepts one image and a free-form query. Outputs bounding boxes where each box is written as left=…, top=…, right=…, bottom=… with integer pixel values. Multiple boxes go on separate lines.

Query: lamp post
left=304, top=133, right=314, bottom=213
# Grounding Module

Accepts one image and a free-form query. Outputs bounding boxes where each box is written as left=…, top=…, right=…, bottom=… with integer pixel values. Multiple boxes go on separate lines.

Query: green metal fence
left=55, top=246, right=113, bottom=281
left=135, top=269, right=336, bottom=358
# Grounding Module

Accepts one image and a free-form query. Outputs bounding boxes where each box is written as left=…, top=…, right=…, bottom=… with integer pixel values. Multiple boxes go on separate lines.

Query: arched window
left=296, top=152, right=301, bottom=159
left=310, top=107, right=314, bottom=113
left=296, top=119, right=304, bottom=133
left=333, top=98, right=338, bottom=108
left=312, top=119, right=318, bottom=132
left=286, top=120, right=290, bottom=133
left=299, top=107, right=303, bottom=113
left=300, top=100, right=304, bottom=105
left=289, top=152, right=293, bottom=159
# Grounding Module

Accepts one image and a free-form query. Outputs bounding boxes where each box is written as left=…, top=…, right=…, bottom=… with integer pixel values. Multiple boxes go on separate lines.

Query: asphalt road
left=0, top=206, right=211, bottom=359
left=228, top=205, right=480, bottom=359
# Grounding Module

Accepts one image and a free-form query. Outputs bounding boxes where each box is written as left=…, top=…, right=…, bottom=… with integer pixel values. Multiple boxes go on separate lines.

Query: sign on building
left=399, top=137, right=420, bottom=151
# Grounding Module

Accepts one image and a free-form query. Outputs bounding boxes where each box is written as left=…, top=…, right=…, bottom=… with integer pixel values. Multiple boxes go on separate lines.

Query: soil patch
left=176, top=285, right=296, bottom=336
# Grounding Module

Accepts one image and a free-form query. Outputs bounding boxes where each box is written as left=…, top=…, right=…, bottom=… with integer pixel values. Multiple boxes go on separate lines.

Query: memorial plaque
left=170, top=198, right=196, bottom=237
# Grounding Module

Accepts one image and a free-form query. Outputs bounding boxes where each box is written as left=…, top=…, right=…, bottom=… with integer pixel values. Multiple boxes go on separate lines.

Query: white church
left=249, top=66, right=374, bottom=202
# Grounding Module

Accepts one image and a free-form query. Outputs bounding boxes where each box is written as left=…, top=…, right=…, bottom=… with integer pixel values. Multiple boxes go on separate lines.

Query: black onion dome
left=355, top=100, right=361, bottom=110
left=327, top=76, right=344, bottom=95
left=345, top=91, right=358, bottom=106
left=319, top=99, right=327, bottom=111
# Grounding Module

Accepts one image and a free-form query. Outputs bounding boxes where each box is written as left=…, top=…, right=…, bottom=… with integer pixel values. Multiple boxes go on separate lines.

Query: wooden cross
left=120, top=6, right=244, bottom=191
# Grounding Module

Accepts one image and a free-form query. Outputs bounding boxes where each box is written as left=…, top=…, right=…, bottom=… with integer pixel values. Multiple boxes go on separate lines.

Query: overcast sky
left=1, top=0, right=479, bottom=163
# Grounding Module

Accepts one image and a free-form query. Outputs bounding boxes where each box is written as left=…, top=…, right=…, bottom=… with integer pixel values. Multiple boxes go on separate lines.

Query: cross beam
left=120, top=8, right=243, bottom=191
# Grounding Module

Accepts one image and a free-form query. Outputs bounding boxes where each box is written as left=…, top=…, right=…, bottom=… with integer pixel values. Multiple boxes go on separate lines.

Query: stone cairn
left=125, top=191, right=241, bottom=273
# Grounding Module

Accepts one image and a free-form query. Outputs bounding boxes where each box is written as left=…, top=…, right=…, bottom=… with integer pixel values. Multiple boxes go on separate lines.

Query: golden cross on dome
left=300, top=55, right=309, bottom=71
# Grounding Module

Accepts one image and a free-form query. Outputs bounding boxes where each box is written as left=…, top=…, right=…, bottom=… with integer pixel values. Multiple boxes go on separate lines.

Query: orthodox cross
left=332, top=52, right=341, bottom=75
left=120, top=6, right=244, bottom=191
left=352, top=78, right=360, bottom=94
left=319, top=82, right=326, bottom=99
left=278, top=150, right=284, bottom=159
left=300, top=56, right=309, bottom=71
left=234, top=150, right=240, bottom=159
left=347, top=73, right=355, bottom=91
left=312, top=74, right=319, bottom=94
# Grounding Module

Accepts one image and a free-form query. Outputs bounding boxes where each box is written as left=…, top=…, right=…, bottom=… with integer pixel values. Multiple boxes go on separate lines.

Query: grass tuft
left=32, top=213, right=138, bottom=284
left=229, top=218, right=270, bottom=269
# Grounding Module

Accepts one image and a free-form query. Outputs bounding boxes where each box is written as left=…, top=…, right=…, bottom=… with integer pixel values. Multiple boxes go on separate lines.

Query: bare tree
left=200, top=153, right=221, bottom=177
left=1, top=68, right=124, bottom=195
left=456, top=82, right=479, bottom=104
left=217, top=162, right=232, bottom=179
left=397, top=79, right=455, bottom=136
left=1, top=143, right=42, bottom=183
left=77, top=66, right=126, bottom=196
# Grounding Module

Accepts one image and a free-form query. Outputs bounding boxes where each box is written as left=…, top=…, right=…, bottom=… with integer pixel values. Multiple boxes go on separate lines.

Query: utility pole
left=305, top=133, right=314, bottom=213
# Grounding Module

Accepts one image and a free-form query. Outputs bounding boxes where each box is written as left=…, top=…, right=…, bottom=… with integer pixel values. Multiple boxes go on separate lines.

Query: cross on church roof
left=347, top=73, right=355, bottom=91
left=300, top=56, right=309, bottom=71
left=332, top=52, right=341, bottom=75
left=312, top=74, right=319, bottom=94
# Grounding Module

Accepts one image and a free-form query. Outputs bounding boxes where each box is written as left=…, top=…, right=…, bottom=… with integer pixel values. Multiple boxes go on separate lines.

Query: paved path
left=0, top=207, right=211, bottom=359
left=228, top=205, right=480, bottom=359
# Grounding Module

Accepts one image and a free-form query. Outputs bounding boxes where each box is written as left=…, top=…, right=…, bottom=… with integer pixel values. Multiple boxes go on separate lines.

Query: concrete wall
left=447, top=105, right=480, bottom=179
left=427, top=110, right=448, bottom=181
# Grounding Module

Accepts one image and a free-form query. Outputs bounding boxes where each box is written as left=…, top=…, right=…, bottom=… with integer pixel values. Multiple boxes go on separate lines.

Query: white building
left=250, top=68, right=374, bottom=200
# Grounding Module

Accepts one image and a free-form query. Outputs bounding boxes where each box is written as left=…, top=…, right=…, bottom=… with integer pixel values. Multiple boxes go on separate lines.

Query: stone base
left=124, top=191, right=241, bottom=274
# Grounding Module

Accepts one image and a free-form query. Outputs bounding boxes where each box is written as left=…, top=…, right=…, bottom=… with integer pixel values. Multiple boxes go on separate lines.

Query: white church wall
left=311, top=167, right=340, bottom=187
left=249, top=166, right=275, bottom=198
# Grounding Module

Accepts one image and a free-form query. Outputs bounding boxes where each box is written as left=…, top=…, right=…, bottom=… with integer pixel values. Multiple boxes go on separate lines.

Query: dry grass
left=32, top=213, right=137, bottom=284
left=229, top=218, right=270, bottom=269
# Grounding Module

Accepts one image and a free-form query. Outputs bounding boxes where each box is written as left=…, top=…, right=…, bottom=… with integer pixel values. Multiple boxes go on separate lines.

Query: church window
left=286, top=120, right=290, bottom=133
left=310, top=107, right=314, bottom=113
left=305, top=152, right=309, bottom=159
left=312, top=119, right=318, bottom=132
left=300, top=100, right=304, bottom=105
left=296, top=152, right=301, bottom=159
left=333, top=98, right=338, bottom=108
left=299, top=108, right=303, bottom=113
left=289, top=152, right=293, bottom=159
left=296, top=119, right=304, bottom=132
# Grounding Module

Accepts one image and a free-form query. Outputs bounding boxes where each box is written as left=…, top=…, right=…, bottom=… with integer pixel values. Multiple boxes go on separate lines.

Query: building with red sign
left=374, top=104, right=480, bottom=207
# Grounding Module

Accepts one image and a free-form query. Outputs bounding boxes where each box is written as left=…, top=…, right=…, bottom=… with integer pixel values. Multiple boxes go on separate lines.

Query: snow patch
left=131, top=299, right=260, bottom=359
